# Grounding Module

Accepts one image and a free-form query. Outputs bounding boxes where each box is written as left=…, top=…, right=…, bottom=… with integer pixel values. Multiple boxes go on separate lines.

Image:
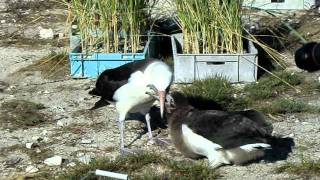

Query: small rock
left=41, top=130, right=48, bottom=136
left=302, top=122, right=310, bottom=125
left=31, top=136, right=42, bottom=142
left=91, top=144, right=99, bottom=148
left=78, top=154, right=91, bottom=164
left=25, top=165, right=39, bottom=173
left=67, top=162, right=76, bottom=167
left=57, top=120, right=67, bottom=127
left=23, top=26, right=39, bottom=39
left=77, top=152, right=85, bottom=157
left=35, top=148, right=41, bottom=153
left=58, top=33, right=64, bottom=39
left=84, top=86, right=91, bottom=90
left=80, top=139, right=93, bottom=144
left=9, top=85, right=16, bottom=89
left=44, top=155, right=63, bottom=166
left=53, top=106, right=65, bottom=112
left=26, top=143, right=35, bottom=149
left=39, top=27, right=54, bottom=39
left=288, top=133, right=295, bottom=137
left=43, top=137, right=49, bottom=142
left=1, top=20, right=5, bottom=23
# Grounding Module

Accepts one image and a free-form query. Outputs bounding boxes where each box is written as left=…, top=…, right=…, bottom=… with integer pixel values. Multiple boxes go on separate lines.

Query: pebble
left=58, top=33, right=64, bottom=39
left=80, top=139, right=93, bottom=144
left=25, top=165, right=39, bottom=173
left=67, top=162, right=76, bottom=167
left=39, top=27, right=54, bottom=39
left=44, top=155, right=63, bottom=166
left=301, top=122, right=310, bottom=125
left=57, top=120, right=67, bottom=127
left=31, top=136, right=42, bottom=142
left=78, top=154, right=91, bottom=164
left=83, top=86, right=91, bottom=90
left=41, top=130, right=48, bottom=136
left=43, top=137, right=49, bottom=142
left=25, top=142, right=34, bottom=149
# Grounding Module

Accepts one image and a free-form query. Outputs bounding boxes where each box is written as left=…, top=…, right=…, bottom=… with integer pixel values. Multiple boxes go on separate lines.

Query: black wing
left=185, top=109, right=273, bottom=149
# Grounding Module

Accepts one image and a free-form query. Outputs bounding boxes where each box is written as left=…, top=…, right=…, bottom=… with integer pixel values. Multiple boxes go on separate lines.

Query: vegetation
left=0, top=100, right=46, bottom=128
left=179, top=72, right=320, bottom=114
left=244, top=71, right=303, bottom=100
left=57, top=153, right=219, bottom=180
left=18, top=51, right=69, bottom=79
left=175, top=0, right=243, bottom=54
left=180, top=76, right=250, bottom=110
left=260, top=98, right=320, bottom=114
left=276, top=159, right=320, bottom=178
left=67, top=0, right=153, bottom=53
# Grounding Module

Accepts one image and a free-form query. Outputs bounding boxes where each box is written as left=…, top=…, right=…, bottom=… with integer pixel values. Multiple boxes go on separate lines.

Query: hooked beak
left=159, top=91, right=165, bottom=118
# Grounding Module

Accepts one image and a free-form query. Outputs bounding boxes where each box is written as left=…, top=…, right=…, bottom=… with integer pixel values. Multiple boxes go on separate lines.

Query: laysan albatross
left=89, top=59, right=173, bottom=154
left=166, top=92, right=294, bottom=168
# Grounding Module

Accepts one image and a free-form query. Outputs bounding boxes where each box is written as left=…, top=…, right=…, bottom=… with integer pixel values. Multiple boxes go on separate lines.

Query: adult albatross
left=89, top=59, right=173, bottom=154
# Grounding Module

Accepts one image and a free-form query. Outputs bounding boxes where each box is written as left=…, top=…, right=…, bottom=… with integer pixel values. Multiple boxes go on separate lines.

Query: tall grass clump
left=175, top=0, right=243, bottom=54
left=67, top=0, right=152, bottom=53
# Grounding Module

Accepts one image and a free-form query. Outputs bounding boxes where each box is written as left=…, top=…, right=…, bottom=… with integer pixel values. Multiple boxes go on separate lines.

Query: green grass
left=260, top=98, right=320, bottom=114
left=178, top=72, right=320, bottom=113
left=275, top=159, right=320, bottom=178
left=180, top=76, right=242, bottom=109
left=0, top=100, right=46, bottom=128
left=244, top=71, right=303, bottom=100
left=56, top=153, right=219, bottom=180
left=2, top=99, right=45, bottom=110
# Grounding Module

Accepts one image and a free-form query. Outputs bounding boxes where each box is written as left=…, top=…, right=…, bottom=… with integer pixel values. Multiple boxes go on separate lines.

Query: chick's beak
left=159, top=91, right=165, bottom=118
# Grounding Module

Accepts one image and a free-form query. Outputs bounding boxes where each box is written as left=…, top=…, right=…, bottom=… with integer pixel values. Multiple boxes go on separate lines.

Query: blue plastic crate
left=69, top=35, right=153, bottom=78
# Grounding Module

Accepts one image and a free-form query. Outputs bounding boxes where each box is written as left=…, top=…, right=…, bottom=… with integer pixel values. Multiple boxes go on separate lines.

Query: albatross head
left=145, top=61, right=173, bottom=118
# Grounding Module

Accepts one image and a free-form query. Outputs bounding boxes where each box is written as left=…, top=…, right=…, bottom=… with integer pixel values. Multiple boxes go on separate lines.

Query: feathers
left=88, top=59, right=159, bottom=110
left=88, top=59, right=173, bottom=153
left=167, top=92, right=294, bottom=167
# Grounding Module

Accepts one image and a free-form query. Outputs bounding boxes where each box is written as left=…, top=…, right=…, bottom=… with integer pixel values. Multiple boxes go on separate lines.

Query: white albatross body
left=113, top=61, right=173, bottom=153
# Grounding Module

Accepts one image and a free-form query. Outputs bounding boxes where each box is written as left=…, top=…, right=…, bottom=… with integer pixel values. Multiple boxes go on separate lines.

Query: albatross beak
left=159, top=91, right=165, bottom=118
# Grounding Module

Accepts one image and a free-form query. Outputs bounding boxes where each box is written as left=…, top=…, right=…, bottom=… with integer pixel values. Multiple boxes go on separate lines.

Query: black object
left=295, top=42, right=320, bottom=72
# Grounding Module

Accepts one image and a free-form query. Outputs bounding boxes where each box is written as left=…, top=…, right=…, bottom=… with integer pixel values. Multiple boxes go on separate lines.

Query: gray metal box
left=171, top=33, right=258, bottom=83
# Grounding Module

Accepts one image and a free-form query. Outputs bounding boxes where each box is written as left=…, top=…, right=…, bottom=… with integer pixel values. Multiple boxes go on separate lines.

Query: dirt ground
left=0, top=1, right=320, bottom=179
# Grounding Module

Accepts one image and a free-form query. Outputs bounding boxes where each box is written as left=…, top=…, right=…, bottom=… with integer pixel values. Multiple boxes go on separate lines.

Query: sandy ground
left=0, top=1, right=320, bottom=179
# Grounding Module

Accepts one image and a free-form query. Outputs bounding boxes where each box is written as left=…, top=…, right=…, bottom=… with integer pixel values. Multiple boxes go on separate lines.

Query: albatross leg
left=145, top=113, right=171, bottom=146
left=145, top=113, right=155, bottom=144
left=117, top=114, right=136, bottom=155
